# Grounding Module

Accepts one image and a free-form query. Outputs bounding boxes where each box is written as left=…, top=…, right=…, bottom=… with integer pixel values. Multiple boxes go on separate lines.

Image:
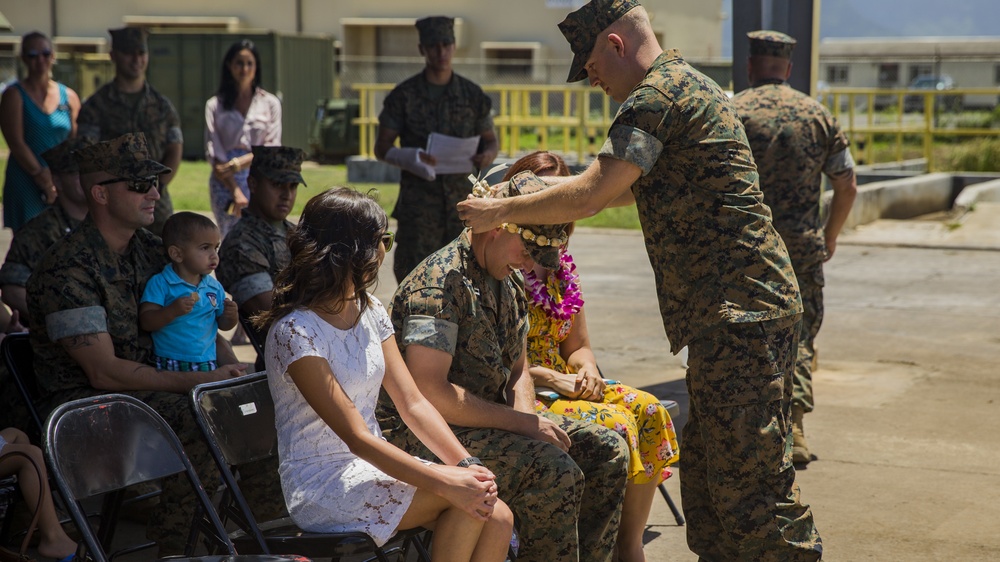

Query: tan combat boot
left=791, top=405, right=811, bottom=464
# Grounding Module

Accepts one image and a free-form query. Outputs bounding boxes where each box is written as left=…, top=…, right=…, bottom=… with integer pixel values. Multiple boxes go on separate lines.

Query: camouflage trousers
left=384, top=411, right=628, bottom=562
left=391, top=176, right=471, bottom=283
left=149, top=184, right=174, bottom=237
left=43, top=387, right=285, bottom=555
left=681, top=314, right=822, bottom=561
left=792, top=259, right=825, bottom=413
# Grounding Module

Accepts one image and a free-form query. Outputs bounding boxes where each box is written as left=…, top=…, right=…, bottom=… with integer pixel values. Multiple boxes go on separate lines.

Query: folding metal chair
left=43, top=393, right=312, bottom=562
left=237, top=314, right=266, bottom=371
left=190, top=372, right=431, bottom=562
left=2, top=332, right=43, bottom=440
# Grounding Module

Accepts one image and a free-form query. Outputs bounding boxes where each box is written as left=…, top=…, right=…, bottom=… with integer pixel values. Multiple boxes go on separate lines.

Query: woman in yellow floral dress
left=503, top=152, right=680, bottom=562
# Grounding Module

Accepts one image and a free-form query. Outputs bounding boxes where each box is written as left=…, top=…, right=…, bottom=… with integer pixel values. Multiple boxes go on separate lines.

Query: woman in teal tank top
left=0, top=31, right=80, bottom=231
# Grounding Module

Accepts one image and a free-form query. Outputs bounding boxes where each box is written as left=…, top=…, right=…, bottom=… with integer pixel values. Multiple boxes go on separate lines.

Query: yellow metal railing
left=353, top=83, right=617, bottom=161
left=820, top=87, right=1000, bottom=171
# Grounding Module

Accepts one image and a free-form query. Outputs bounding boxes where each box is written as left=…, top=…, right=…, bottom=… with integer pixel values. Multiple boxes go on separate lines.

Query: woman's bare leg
left=0, top=429, right=77, bottom=559
left=617, top=479, right=660, bottom=562
left=470, top=499, right=513, bottom=562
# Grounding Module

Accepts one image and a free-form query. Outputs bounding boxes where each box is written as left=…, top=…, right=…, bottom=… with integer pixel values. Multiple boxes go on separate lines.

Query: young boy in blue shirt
left=140, top=212, right=238, bottom=371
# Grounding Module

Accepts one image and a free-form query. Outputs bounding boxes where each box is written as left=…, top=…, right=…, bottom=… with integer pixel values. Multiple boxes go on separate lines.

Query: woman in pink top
left=205, top=39, right=282, bottom=237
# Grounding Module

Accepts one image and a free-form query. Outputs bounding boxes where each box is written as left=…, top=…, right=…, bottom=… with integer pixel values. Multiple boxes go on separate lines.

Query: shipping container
left=146, top=31, right=335, bottom=159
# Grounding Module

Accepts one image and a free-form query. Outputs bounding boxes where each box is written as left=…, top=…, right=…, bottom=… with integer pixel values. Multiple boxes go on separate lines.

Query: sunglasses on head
left=96, top=176, right=159, bottom=194
left=25, top=49, right=53, bottom=59
left=381, top=232, right=395, bottom=252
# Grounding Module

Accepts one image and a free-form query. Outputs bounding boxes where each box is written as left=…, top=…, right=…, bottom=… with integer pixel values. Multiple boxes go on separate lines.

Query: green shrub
left=941, top=138, right=1000, bottom=172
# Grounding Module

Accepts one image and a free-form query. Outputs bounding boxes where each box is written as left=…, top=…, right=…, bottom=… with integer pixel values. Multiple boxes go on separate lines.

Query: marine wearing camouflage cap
left=559, top=0, right=640, bottom=82
left=74, top=132, right=171, bottom=178
left=250, top=145, right=307, bottom=186
left=109, top=26, right=149, bottom=53
left=416, top=16, right=455, bottom=45
left=490, top=171, right=569, bottom=269
left=747, top=30, right=797, bottom=59
left=41, top=138, right=89, bottom=174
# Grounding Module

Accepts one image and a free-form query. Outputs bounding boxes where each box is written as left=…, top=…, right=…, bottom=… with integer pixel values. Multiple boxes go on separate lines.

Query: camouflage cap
left=74, top=132, right=171, bottom=178
left=559, top=0, right=640, bottom=83
left=494, top=171, right=570, bottom=269
left=41, top=138, right=90, bottom=174
left=747, top=30, right=796, bottom=59
left=416, top=16, right=455, bottom=45
left=109, top=27, right=149, bottom=53
left=250, top=146, right=308, bottom=186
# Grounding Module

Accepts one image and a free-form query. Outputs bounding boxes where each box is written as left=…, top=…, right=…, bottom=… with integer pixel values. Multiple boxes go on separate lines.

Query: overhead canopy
left=0, top=10, right=11, bottom=32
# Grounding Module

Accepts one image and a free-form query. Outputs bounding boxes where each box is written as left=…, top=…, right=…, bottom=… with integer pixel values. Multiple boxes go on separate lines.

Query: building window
left=878, top=63, right=900, bottom=85
left=910, top=64, right=933, bottom=83
left=995, top=64, right=1000, bottom=85
left=481, top=42, right=546, bottom=82
left=826, top=65, right=849, bottom=84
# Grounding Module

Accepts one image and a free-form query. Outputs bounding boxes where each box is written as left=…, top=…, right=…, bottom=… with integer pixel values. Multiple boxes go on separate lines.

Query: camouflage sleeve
left=228, top=272, right=273, bottom=307
left=599, top=88, right=666, bottom=176
left=76, top=98, right=100, bottom=142
left=475, top=88, right=494, bottom=134
left=218, top=238, right=271, bottom=294
left=398, top=286, right=464, bottom=354
left=32, top=263, right=109, bottom=340
left=163, top=96, right=183, bottom=145
left=378, top=85, right=406, bottom=131
left=0, top=237, right=32, bottom=286
left=823, top=147, right=855, bottom=177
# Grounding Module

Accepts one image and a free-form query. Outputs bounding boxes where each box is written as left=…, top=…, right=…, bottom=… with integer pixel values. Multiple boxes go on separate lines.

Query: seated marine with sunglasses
left=26, top=132, right=281, bottom=556
left=217, top=145, right=308, bottom=369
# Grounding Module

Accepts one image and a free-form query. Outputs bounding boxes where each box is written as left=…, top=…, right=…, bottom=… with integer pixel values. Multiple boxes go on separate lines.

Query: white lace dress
left=266, top=298, right=417, bottom=546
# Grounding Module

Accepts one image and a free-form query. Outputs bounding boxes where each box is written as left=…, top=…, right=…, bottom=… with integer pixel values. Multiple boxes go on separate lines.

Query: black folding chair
left=42, top=393, right=312, bottom=562
left=2, top=332, right=43, bottom=440
left=190, top=372, right=431, bottom=562
left=237, top=314, right=266, bottom=371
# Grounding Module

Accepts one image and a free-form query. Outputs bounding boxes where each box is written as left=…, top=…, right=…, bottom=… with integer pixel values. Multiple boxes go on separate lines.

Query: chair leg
left=658, top=483, right=685, bottom=526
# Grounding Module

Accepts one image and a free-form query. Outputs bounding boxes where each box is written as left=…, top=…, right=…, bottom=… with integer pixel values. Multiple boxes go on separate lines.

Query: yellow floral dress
left=526, top=264, right=680, bottom=484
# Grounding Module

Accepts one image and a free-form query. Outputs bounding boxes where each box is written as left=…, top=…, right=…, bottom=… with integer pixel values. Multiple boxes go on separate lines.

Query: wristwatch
left=457, top=456, right=484, bottom=468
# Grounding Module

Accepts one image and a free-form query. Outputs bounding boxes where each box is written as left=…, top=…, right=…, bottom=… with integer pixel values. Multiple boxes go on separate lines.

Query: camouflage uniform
left=377, top=231, right=628, bottom=562
left=378, top=62, right=495, bottom=282
left=558, top=2, right=821, bottom=559
left=26, top=134, right=281, bottom=555
left=0, top=203, right=81, bottom=294
left=732, top=32, right=855, bottom=414
left=77, top=29, right=182, bottom=236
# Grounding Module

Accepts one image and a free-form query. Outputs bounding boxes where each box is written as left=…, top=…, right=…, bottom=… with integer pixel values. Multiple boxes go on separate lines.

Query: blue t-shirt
left=140, top=264, right=226, bottom=363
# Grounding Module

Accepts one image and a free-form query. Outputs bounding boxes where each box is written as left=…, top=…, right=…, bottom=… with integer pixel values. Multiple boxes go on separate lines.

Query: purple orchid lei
left=524, top=252, right=585, bottom=321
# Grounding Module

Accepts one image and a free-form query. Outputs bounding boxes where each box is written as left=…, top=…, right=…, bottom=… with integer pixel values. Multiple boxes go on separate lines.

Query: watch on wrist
left=457, top=456, right=484, bottom=468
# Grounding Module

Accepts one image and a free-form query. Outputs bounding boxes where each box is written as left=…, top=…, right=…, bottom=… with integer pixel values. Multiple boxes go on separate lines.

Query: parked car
left=904, top=74, right=962, bottom=112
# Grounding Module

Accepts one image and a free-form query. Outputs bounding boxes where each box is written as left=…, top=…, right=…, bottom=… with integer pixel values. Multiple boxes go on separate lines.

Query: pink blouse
left=204, top=88, right=282, bottom=162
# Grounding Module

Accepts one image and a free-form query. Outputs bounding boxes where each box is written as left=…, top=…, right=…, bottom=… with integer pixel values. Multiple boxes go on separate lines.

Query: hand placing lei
left=523, top=252, right=584, bottom=321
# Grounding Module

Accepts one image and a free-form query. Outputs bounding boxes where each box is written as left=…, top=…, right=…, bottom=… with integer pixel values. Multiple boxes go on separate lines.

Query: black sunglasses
left=96, top=176, right=159, bottom=194
left=381, top=232, right=395, bottom=251
left=25, top=49, right=53, bottom=59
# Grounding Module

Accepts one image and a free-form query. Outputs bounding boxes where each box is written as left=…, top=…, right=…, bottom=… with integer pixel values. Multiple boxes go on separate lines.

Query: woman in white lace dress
left=256, top=187, right=512, bottom=561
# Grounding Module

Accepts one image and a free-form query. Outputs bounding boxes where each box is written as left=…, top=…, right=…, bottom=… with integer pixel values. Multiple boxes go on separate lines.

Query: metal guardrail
left=352, top=83, right=618, bottom=161
left=820, top=87, right=1000, bottom=171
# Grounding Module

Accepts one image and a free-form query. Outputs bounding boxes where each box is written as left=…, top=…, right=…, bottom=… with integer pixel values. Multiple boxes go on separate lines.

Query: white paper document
left=426, top=133, right=480, bottom=175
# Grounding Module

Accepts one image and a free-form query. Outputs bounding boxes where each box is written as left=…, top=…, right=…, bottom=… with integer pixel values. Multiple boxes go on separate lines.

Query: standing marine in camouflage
left=732, top=31, right=858, bottom=466
left=26, top=133, right=282, bottom=556
left=374, top=16, right=499, bottom=283
left=0, top=138, right=89, bottom=325
left=458, top=1, right=823, bottom=559
left=217, top=145, right=305, bottom=366
left=378, top=173, right=628, bottom=562
left=77, top=27, right=182, bottom=236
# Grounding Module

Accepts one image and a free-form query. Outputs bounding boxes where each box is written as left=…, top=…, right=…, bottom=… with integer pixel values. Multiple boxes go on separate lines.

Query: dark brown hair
left=255, top=187, right=388, bottom=329
left=161, top=211, right=218, bottom=249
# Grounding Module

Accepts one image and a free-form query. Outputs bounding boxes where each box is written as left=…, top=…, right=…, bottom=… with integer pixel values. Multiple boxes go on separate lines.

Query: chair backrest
left=192, top=371, right=277, bottom=467
left=191, top=371, right=277, bottom=552
left=238, top=314, right=267, bottom=363
left=44, top=394, right=237, bottom=561
left=1, top=332, right=43, bottom=435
